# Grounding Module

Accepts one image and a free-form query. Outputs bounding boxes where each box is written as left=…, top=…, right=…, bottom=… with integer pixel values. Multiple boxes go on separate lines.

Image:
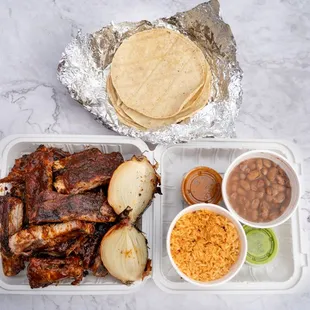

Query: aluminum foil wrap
left=58, top=0, right=242, bottom=144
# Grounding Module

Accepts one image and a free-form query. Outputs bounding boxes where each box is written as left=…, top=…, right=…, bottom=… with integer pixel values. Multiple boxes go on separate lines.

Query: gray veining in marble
left=0, top=0, right=310, bottom=309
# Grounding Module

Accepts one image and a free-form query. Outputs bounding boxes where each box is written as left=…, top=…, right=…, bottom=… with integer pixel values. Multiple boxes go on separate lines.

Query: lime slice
left=243, top=225, right=278, bottom=265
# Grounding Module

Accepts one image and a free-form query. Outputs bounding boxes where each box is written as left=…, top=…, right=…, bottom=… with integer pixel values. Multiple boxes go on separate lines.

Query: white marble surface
left=0, top=0, right=310, bottom=309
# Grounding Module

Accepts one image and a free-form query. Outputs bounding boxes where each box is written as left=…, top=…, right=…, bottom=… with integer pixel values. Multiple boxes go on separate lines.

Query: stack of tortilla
left=107, top=28, right=212, bottom=130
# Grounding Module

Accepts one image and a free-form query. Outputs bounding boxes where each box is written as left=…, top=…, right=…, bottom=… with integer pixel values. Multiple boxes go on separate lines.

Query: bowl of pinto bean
left=222, top=150, right=300, bottom=228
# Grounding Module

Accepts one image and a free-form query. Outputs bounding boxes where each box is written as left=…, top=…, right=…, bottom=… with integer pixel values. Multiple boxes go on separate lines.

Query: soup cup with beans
left=222, top=150, right=300, bottom=228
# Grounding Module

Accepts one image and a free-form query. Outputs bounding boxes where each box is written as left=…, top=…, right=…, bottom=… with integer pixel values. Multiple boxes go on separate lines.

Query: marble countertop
left=0, top=0, right=310, bottom=309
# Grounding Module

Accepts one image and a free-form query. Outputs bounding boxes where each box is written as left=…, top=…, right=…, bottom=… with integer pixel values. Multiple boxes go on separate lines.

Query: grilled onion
left=108, top=155, right=159, bottom=222
left=100, top=221, right=148, bottom=283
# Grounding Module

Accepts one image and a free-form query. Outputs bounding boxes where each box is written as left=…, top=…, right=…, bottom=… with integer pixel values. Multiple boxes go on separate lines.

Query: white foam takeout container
left=0, top=135, right=308, bottom=294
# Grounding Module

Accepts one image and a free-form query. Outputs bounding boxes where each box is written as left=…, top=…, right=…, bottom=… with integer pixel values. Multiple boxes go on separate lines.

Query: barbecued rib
left=0, top=145, right=70, bottom=224
left=1, top=252, right=25, bottom=277
left=0, top=196, right=25, bottom=276
left=27, top=257, right=84, bottom=288
left=37, top=236, right=85, bottom=257
left=36, top=231, right=108, bottom=276
left=10, top=183, right=25, bottom=200
left=53, top=148, right=124, bottom=194
left=73, top=235, right=99, bottom=270
left=0, top=196, right=23, bottom=237
left=90, top=254, right=108, bottom=277
left=0, top=154, right=29, bottom=184
left=9, top=220, right=95, bottom=256
left=24, top=147, right=55, bottom=224
left=29, top=191, right=116, bottom=224
left=0, top=145, right=69, bottom=185
left=72, top=223, right=113, bottom=271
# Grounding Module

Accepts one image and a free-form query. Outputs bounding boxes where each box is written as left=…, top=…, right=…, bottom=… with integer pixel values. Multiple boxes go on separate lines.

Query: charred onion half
left=108, top=155, right=159, bottom=222
left=100, top=221, right=149, bottom=283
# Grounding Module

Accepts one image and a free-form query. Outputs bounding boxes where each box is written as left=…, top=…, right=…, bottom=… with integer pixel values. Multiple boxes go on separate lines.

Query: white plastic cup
left=166, top=203, right=247, bottom=287
left=222, top=150, right=301, bottom=229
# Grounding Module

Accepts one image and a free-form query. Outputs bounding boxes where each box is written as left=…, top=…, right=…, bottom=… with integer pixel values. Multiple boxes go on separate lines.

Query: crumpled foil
left=57, top=0, right=242, bottom=144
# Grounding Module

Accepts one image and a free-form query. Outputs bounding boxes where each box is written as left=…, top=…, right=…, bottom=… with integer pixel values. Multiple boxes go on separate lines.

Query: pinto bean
left=238, top=208, right=246, bottom=217
left=260, top=201, right=270, bottom=219
left=266, top=186, right=277, bottom=197
left=269, top=211, right=280, bottom=221
left=267, top=167, right=277, bottom=182
left=238, top=196, right=250, bottom=208
left=251, top=198, right=260, bottom=209
left=231, top=183, right=238, bottom=192
left=266, top=194, right=273, bottom=202
left=249, top=163, right=257, bottom=170
left=247, top=170, right=261, bottom=181
left=237, top=188, right=246, bottom=196
left=250, top=209, right=258, bottom=221
left=272, top=183, right=286, bottom=192
left=256, top=189, right=265, bottom=199
left=274, top=192, right=286, bottom=204
left=280, top=206, right=287, bottom=214
left=239, top=163, right=248, bottom=172
left=240, top=180, right=251, bottom=191
left=256, top=159, right=263, bottom=170
left=251, top=180, right=258, bottom=192
left=257, top=179, right=265, bottom=188
left=240, top=173, right=246, bottom=180
left=276, top=175, right=285, bottom=185
left=231, top=173, right=239, bottom=182
left=263, top=159, right=272, bottom=168
left=248, top=190, right=256, bottom=200
left=261, top=167, right=268, bottom=176
left=230, top=192, right=238, bottom=200
left=272, top=189, right=279, bottom=196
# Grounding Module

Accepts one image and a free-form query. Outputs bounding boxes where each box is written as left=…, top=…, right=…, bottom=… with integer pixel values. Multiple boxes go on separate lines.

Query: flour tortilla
left=110, top=28, right=208, bottom=119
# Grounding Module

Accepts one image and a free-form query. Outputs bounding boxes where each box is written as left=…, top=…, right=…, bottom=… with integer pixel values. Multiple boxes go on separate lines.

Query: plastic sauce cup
left=181, top=166, right=222, bottom=205
left=243, top=225, right=278, bottom=266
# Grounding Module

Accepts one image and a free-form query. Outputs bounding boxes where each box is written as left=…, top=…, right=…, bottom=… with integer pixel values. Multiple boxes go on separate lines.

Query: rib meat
left=9, top=220, right=95, bottom=256
left=53, top=148, right=124, bottom=194
left=0, top=145, right=70, bottom=224
left=0, top=146, right=69, bottom=185
left=0, top=196, right=25, bottom=276
left=1, top=252, right=25, bottom=277
left=27, top=257, right=84, bottom=288
left=73, top=235, right=99, bottom=270
left=29, top=191, right=116, bottom=224
left=0, top=196, right=23, bottom=237
left=35, top=236, right=85, bottom=257
left=10, top=183, right=25, bottom=200
left=90, top=254, right=108, bottom=277
left=65, top=222, right=112, bottom=276
left=0, top=154, right=29, bottom=184
left=24, top=146, right=56, bottom=224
